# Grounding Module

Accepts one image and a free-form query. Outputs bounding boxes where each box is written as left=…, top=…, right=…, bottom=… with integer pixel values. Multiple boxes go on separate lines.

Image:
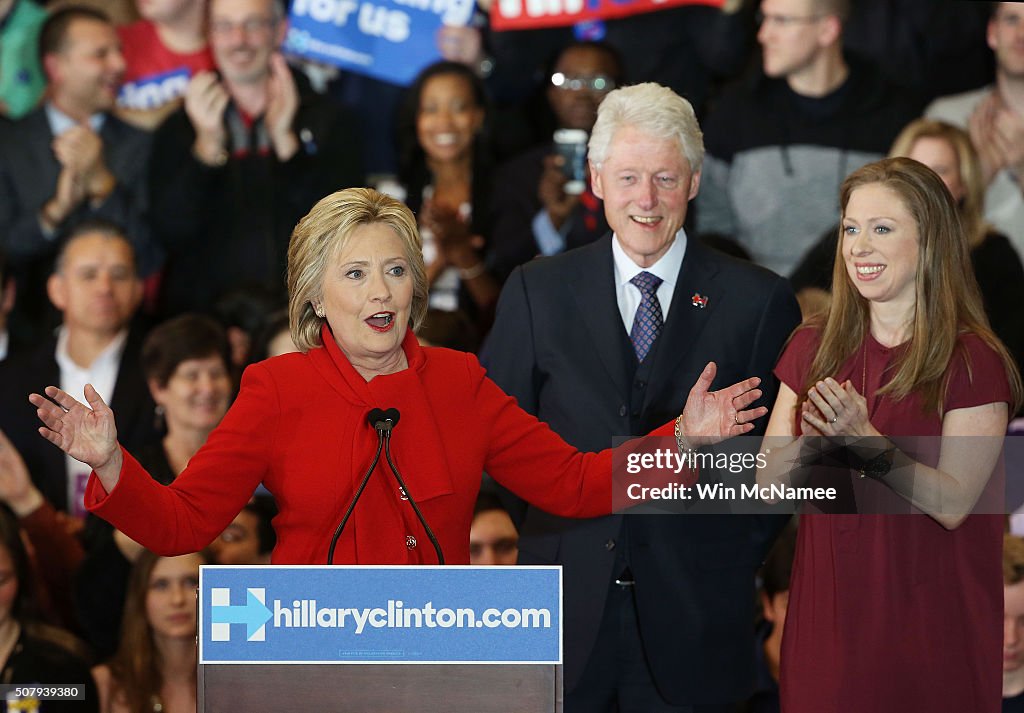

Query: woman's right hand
left=29, top=385, right=122, bottom=482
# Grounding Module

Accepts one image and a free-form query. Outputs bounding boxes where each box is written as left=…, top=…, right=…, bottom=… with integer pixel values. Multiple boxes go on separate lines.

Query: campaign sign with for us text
left=199, top=566, right=562, bottom=664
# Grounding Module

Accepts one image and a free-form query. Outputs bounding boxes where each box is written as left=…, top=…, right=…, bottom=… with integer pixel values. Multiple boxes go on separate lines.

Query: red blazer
left=87, top=327, right=668, bottom=564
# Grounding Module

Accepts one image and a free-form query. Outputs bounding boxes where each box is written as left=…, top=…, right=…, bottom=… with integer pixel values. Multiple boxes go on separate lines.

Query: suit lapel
left=567, top=237, right=633, bottom=403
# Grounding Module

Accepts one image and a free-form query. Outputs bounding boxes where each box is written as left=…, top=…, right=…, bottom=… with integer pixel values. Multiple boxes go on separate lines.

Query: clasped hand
left=801, top=378, right=878, bottom=438
left=420, top=201, right=483, bottom=270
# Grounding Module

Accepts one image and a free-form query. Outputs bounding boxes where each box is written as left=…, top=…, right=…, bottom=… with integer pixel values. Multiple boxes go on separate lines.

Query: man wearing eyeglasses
left=488, top=41, right=620, bottom=283
left=696, top=0, right=921, bottom=278
left=148, top=0, right=364, bottom=316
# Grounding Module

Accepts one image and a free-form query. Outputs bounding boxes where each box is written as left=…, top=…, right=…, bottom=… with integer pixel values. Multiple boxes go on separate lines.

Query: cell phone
left=553, top=129, right=589, bottom=195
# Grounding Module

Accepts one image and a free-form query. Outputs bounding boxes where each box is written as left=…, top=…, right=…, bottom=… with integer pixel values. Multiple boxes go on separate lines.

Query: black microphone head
left=367, top=408, right=400, bottom=431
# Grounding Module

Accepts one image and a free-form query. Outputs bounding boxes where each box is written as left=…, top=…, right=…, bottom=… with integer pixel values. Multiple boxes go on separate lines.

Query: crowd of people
left=1, top=0, right=1023, bottom=711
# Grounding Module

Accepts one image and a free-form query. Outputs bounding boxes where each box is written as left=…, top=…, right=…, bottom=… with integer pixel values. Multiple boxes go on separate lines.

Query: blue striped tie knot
left=629, top=271, right=663, bottom=363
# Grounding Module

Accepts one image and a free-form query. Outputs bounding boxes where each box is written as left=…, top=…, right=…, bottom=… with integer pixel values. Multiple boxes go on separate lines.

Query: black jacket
left=149, top=71, right=364, bottom=316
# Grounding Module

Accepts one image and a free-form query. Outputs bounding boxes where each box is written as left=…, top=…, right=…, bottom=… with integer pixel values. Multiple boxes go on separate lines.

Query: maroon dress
left=775, top=327, right=1011, bottom=713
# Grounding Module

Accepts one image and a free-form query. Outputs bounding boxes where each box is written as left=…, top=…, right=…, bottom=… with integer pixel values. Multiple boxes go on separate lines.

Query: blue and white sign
left=284, top=0, right=474, bottom=86
left=199, top=566, right=562, bottom=664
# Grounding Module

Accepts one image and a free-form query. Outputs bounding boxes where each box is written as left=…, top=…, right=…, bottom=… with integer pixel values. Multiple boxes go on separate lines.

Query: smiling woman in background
left=890, top=119, right=1024, bottom=390
left=391, top=61, right=500, bottom=326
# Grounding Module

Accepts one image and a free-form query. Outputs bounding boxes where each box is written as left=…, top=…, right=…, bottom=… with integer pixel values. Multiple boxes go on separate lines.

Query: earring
left=154, top=404, right=165, bottom=432
left=314, top=304, right=325, bottom=319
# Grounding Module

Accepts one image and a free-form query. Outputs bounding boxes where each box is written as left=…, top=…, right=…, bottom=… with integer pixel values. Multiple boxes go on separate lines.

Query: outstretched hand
left=29, top=385, right=120, bottom=473
left=679, top=362, right=766, bottom=447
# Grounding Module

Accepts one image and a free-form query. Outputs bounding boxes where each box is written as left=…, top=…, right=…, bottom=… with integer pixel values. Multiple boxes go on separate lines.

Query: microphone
left=368, top=408, right=400, bottom=432
left=326, top=408, right=445, bottom=566
left=325, top=410, right=388, bottom=564
left=376, top=410, right=445, bottom=566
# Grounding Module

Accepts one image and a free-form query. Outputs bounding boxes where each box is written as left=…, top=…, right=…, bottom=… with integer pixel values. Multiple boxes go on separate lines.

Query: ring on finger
left=829, top=416, right=838, bottom=424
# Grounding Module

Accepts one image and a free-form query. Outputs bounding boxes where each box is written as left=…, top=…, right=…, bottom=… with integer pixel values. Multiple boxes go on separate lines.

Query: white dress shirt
left=55, top=326, right=128, bottom=517
left=612, top=229, right=687, bottom=334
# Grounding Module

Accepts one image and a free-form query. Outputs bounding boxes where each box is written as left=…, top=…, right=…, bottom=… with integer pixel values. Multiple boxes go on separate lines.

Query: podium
left=198, top=566, right=563, bottom=712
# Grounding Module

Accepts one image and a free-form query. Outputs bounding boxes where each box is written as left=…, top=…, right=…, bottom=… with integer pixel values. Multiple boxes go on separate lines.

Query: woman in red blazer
left=29, top=188, right=765, bottom=565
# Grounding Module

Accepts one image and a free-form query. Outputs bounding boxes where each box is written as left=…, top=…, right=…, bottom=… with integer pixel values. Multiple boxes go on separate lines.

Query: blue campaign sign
left=284, top=0, right=473, bottom=86
left=199, top=566, right=562, bottom=664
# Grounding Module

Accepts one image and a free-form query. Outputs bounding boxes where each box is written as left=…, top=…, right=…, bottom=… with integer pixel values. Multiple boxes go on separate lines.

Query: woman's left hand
left=802, top=378, right=879, bottom=438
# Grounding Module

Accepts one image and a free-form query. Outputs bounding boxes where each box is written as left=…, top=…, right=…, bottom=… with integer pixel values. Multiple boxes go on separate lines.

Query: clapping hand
left=421, top=200, right=484, bottom=270
left=53, top=125, right=115, bottom=201
left=265, top=53, right=300, bottom=161
left=801, top=378, right=878, bottom=438
left=185, top=71, right=230, bottom=164
left=679, top=362, right=766, bottom=447
left=29, top=385, right=122, bottom=485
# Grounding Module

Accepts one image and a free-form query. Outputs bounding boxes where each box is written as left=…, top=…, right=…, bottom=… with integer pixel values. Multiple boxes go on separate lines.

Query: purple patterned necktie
left=629, top=271, right=664, bottom=363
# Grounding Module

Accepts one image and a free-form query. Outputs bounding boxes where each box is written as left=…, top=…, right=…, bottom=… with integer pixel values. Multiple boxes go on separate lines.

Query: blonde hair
left=287, top=188, right=428, bottom=352
left=889, top=119, right=987, bottom=247
left=588, top=82, right=704, bottom=173
left=801, top=157, right=1022, bottom=415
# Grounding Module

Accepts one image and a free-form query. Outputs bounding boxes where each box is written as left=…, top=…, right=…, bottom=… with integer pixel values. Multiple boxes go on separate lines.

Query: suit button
left=406, top=536, right=417, bottom=550
left=619, top=406, right=627, bottom=417
left=605, top=539, right=616, bottom=551
left=635, top=381, right=646, bottom=389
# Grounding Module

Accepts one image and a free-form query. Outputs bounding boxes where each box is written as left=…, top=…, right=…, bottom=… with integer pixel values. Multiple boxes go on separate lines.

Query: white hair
left=588, top=82, right=704, bottom=173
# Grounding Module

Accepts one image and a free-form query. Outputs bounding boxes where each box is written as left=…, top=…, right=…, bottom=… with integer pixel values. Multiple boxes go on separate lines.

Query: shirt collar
left=611, top=228, right=688, bottom=288
left=55, top=326, right=129, bottom=373
left=45, top=102, right=106, bottom=137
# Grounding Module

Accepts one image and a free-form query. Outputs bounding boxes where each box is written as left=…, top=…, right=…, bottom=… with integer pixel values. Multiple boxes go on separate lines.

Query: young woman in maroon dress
left=759, top=157, right=1022, bottom=712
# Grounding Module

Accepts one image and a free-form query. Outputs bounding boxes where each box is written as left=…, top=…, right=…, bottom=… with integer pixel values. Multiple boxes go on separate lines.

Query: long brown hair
left=801, top=157, right=1022, bottom=416
left=106, top=550, right=209, bottom=713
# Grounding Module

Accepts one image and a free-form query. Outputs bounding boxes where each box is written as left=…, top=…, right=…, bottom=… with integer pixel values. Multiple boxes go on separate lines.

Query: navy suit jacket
left=0, top=108, right=156, bottom=328
left=0, top=328, right=158, bottom=512
left=483, top=235, right=801, bottom=704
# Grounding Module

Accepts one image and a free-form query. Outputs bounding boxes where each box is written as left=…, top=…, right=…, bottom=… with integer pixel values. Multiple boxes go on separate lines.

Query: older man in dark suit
left=0, top=6, right=155, bottom=329
left=484, top=83, right=802, bottom=712
left=0, top=221, right=156, bottom=517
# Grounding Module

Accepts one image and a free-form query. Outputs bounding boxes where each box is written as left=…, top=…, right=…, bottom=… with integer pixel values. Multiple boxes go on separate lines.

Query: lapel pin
left=691, top=293, right=709, bottom=309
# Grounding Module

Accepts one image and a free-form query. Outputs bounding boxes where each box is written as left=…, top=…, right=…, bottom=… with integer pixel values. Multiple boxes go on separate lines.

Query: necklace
left=861, top=342, right=868, bottom=396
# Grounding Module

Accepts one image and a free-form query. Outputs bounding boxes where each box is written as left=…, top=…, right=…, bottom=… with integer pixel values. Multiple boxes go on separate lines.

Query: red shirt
left=116, top=20, right=214, bottom=111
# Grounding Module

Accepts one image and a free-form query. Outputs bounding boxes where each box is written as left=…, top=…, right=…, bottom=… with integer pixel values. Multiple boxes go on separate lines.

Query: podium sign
left=199, top=565, right=562, bottom=665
